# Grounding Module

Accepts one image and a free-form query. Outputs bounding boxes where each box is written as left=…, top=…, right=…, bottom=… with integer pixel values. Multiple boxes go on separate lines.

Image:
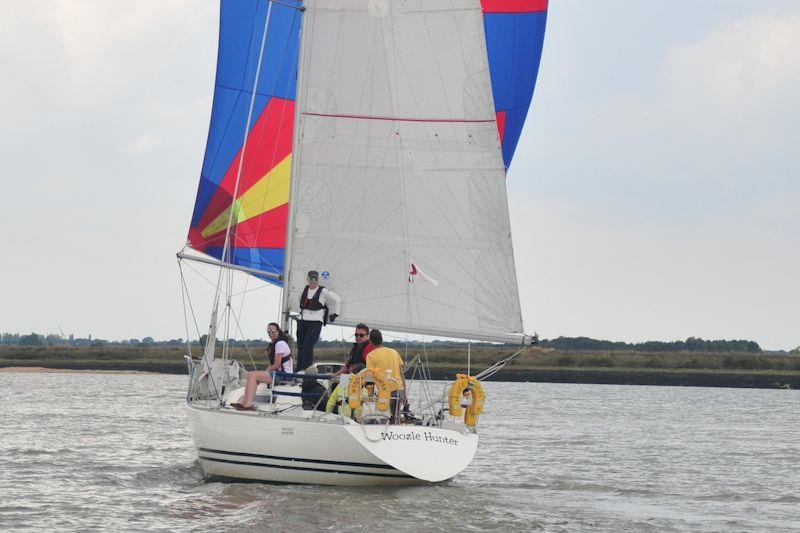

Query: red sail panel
left=196, top=97, right=294, bottom=233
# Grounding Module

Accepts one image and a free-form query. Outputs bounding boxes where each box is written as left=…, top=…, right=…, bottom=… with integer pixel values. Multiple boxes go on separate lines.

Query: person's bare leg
left=241, top=372, right=257, bottom=407
left=242, top=371, right=272, bottom=407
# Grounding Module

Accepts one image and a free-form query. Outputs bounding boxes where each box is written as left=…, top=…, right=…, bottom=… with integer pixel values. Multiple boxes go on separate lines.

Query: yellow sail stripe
left=201, top=154, right=292, bottom=238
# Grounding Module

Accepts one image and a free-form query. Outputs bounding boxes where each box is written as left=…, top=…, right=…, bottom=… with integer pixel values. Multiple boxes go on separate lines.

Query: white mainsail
left=284, top=0, right=525, bottom=343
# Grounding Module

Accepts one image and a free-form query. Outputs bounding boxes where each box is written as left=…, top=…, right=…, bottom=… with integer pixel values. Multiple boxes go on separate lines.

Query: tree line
left=538, top=336, right=762, bottom=353
left=1, top=332, right=775, bottom=353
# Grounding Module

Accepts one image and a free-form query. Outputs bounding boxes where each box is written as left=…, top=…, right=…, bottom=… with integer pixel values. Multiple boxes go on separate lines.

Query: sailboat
left=178, top=0, right=547, bottom=486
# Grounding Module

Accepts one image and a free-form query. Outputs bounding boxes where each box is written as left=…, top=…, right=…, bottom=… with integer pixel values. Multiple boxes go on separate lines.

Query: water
left=1, top=372, right=798, bottom=532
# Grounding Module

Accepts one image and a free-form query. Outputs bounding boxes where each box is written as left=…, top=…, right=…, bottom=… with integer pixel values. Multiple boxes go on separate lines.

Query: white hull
left=186, top=403, right=478, bottom=486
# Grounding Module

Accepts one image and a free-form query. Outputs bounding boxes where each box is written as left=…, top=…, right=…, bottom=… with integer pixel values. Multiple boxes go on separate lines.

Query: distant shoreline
left=0, top=366, right=160, bottom=375
left=1, top=360, right=796, bottom=389
left=2, top=344, right=797, bottom=389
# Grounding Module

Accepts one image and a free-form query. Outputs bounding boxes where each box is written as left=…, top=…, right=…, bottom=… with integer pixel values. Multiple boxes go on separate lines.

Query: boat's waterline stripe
left=198, top=447, right=398, bottom=471
left=199, top=456, right=413, bottom=478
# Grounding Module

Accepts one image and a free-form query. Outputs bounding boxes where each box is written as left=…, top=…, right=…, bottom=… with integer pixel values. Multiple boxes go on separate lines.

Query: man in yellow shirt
left=365, top=329, right=407, bottom=422
left=365, top=329, right=405, bottom=392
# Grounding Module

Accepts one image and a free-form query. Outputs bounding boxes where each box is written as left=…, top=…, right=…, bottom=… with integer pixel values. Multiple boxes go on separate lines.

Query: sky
left=0, top=1, right=797, bottom=350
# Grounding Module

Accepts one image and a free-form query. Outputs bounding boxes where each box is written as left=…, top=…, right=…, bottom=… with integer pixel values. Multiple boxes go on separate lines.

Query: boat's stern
left=342, top=423, right=478, bottom=482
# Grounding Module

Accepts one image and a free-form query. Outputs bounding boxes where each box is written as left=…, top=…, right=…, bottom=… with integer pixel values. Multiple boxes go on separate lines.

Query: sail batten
left=302, top=112, right=496, bottom=123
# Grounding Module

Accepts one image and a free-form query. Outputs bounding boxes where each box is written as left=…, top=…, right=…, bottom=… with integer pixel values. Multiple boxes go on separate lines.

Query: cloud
left=49, top=1, right=214, bottom=94
left=126, top=132, right=161, bottom=155
left=510, top=195, right=800, bottom=350
left=662, top=13, right=800, bottom=115
left=519, top=8, right=800, bottom=218
left=0, top=1, right=219, bottom=341
left=0, top=1, right=216, bottom=145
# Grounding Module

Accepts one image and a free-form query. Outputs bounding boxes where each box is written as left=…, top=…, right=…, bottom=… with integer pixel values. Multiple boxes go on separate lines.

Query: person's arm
left=324, top=288, right=342, bottom=319
left=266, top=355, right=282, bottom=372
left=325, top=384, right=339, bottom=413
left=334, top=345, right=353, bottom=376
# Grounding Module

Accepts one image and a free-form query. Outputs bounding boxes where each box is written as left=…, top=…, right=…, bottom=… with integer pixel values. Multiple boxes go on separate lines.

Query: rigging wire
left=178, top=263, right=207, bottom=345
left=179, top=263, right=196, bottom=359
left=237, top=1, right=301, bottom=333
left=226, top=303, right=259, bottom=372
left=201, top=1, right=274, bottom=372
left=410, top=287, right=439, bottom=416
left=467, top=339, right=471, bottom=376
left=220, top=0, right=274, bottom=263
left=338, top=325, right=349, bottom=363
left=181, top=260, right=220, bottom=291
left=179, top=260, right=221, bottom=402
left=222, top=270, right=231, bottom=364
left=475, top=347, right=526, bottom=381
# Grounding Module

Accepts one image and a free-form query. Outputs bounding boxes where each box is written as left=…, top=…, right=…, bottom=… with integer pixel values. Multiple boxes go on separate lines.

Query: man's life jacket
left=300, top=285, right=329, bottom=323
left=346, top=342, right=370, bottom=370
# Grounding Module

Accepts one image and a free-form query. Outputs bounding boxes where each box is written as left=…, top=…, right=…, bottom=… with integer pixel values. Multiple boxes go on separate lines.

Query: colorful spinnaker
left=187, top=0, right=547, bottom=283
left=187, top=0, right=301, bottom=282
left=481, top=0, right=548, bottom=169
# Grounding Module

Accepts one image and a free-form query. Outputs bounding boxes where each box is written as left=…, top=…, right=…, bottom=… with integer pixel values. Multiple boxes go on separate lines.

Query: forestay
left=285, top=0, right=525, bottom=342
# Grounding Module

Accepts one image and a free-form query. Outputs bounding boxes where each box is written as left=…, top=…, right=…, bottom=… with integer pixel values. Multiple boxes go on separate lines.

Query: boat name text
left=380, top=431, right=458, bottom=446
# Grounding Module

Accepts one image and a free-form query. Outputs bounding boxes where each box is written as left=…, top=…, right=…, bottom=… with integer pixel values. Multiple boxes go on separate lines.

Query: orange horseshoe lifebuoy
left=348, top=367, right=391, bottom=412
left=448, top=374, right=470, bottom=417
left=448, top=374, right=485, bottom=427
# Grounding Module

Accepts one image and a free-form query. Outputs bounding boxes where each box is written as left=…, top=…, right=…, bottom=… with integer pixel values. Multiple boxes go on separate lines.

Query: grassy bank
left=1, top=345, right=798, bottom=389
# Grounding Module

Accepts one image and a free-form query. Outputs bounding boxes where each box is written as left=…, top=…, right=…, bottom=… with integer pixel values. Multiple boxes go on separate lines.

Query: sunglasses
left=355, top=333, right=368, bottom=338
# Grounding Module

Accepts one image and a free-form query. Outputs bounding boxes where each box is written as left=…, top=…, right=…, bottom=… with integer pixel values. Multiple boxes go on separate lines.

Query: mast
left=280, top=1, right=308, bottom=333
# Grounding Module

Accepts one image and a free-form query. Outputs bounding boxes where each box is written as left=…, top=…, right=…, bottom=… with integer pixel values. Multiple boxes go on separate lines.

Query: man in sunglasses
left=334, top=323, right=374, bottom=377
left=297, top=270, right=341, bottom=371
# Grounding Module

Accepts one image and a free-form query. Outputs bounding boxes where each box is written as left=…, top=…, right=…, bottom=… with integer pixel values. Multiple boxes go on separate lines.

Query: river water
left=1, top=372, right=798, bottom=532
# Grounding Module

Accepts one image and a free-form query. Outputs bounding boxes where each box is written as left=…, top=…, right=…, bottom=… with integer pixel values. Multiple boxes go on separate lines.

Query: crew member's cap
left=307, top=270, right=319, bottom=281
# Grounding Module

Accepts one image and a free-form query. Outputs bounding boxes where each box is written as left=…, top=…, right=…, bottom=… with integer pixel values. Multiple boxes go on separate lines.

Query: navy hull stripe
left=198, top=447, right=396, bottom=470
left=199, top=456, right=413, bottom=478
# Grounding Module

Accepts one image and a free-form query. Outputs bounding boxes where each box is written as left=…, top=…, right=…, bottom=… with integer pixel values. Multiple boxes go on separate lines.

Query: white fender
left=342, top=425, right=478, bottom=482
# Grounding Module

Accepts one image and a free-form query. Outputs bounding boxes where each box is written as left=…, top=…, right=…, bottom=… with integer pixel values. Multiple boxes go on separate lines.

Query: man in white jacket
left=296, top=270, right=341, bottom=371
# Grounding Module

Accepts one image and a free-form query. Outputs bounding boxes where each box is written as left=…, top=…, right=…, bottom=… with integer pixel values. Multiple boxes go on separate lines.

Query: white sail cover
left=286, top=0, right=524, bottom=341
